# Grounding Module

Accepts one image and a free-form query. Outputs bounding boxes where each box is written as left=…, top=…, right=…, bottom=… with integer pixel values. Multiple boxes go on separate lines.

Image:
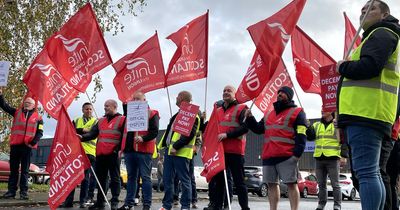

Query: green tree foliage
left=0, top=0, right=146, bottom=150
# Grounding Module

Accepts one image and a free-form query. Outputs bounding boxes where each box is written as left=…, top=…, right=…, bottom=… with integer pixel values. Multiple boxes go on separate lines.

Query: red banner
left=113, top=33, right=165, bottom=102
left=46, top=106, right=90, bottom=210
left=201, top=107, right=225, bottom=182
left=319, top=64, right=340, bottom=112
left=46, top=3, right=112, bottom=92
left=344, top=12, right=361, bottom=58
left=292, top=26, right=336, bottom=94
left=165, top=11, right=208, bottom=87
left=172, top=102, right=200, bottom=137
left=254, top=59, right=293, bottom=114
left=23, top=49, right=79, bottom=119
left=240, top=0, right=306, bottom=102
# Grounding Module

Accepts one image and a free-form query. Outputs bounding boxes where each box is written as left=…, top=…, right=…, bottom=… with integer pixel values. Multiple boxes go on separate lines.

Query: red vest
left=121, top=109, right=159, bottom=154
left=10, top=109, right=41, bottom=149
left=262, top=107, right=302, bottom=160
left=391, top=117, right=400, bottom=141
left=96, top=115, right=125, bottom=156
left=217, top=103, right=247, bottom=155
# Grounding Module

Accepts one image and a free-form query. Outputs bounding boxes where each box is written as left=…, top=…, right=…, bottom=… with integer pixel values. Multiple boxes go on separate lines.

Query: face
left=277, top=91, right=289, bottom=102
left=321, top=111, right=332, bottom=120
left=82, top=104, right=93, bottom=118
left=176, top=93, right=184, bottom=107
left=23, top=97, right=35, bottom=110
left=132, top=92, right=145, bottom=101
left=222, top=86, right=235, bottom=102
left=360, top=1, right=388, bottom=30
left=104, top=100, right=116, bottom=115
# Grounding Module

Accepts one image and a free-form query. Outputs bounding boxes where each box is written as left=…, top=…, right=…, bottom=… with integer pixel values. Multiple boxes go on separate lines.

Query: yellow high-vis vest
left=75, top=117, right=97, bottom=156
left=312, top=122, right=340, bottom=158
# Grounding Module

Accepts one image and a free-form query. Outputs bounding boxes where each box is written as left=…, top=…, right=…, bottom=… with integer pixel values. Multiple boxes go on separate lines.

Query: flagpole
left=85, top=91, right=99, bottom=118
left=223, top=170, right=232, bottom=210
left=89, top=166, right=111, bottom=208
left=204, top=77, right=208, bottom=113
left=166, top=87, right=173, bottom=117
left=242, top=99, right=255, bottom=122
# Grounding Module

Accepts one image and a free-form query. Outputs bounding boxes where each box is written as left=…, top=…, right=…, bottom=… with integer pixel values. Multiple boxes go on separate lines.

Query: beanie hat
left=278, top=86, right=294, bottom=101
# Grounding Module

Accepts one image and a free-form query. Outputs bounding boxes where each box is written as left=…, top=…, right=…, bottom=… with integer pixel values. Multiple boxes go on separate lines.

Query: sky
left=41, top=0, right=400, bottom=137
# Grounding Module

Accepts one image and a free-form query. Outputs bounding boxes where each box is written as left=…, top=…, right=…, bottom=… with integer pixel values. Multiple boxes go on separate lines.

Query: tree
left=0, top=0, right=146, bottom=151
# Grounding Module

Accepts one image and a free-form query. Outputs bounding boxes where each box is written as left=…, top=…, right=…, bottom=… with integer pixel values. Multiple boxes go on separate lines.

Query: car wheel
left=301, top=187, right=308, bottom=198
left=45, top=178, right=50, bottom=185
left=348, top=188, right=356, bottom=201
left=27, top=175, right=34, bottom=185
left=257, top=183, right=268, bottom=197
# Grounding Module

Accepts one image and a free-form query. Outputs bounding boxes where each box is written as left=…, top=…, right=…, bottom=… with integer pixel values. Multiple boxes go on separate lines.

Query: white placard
left=127, top=101, right=148, bottom=132
left=0, top=61, right=11, bottom=87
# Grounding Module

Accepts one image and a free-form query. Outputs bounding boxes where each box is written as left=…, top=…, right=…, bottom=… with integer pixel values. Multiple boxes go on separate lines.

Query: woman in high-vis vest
left=337, top=1, right=400, bottom=209
left=0, top=89, right=43, bottom=200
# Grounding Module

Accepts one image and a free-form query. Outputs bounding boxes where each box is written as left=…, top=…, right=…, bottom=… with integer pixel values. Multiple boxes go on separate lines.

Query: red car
left=280, top=171, right=319, bottom=198
left=0, top=152, right=42, bottom=185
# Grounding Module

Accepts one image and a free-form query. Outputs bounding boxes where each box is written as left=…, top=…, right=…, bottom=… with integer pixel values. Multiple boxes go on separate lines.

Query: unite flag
left=343, top=12, right=361, bottom=58
left=46, top=106, right=90, bottom=210
left=236, top=0, right=306, bottom=103
left=165, top=11, right=209, bottom=87
left=113, top=32, right=165, bottom=102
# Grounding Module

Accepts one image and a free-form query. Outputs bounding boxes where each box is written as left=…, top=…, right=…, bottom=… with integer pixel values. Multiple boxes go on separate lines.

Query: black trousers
left=95, top=153, right=121, bottom=205
left=213, top=153, right=249, bottom=210
left=8, top=145, right=32, bottom=195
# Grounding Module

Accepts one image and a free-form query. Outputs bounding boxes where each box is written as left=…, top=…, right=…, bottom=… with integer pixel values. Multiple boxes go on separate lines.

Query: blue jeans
left=346, top=125, right=385, bottom=210
left=162, top=153, right=191, bottom=210
left=124, top=152, right=152, bottom=207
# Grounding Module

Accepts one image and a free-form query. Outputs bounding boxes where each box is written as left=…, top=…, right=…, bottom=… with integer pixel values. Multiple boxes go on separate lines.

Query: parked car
left=243, top=166, right=268, bottom=197
left=0, top=152, right=43, bottom=185
left=327, top=173, right=358, bottom=200
left=280, top=171, right=319, bottom=198
left=151, top=166, right=208, bottom=191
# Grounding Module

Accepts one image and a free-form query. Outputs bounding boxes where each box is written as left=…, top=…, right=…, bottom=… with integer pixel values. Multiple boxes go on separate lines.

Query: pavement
left=0, top=189, right=210, bottom=208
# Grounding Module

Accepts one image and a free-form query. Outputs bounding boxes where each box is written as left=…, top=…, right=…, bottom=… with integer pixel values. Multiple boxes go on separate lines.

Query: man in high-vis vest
left=337, top=1, right=400, bottom=209
left=157, top=91, right=200, bottom=210
left=306, top=111, right=341, bottom=210
left=61, top=102, right=98, bottom=208
left=209, top=85, right=249, bottom=210
left=79, top=99, right=126, bottom=210
left=118, top=92, right=159, bottom=210
left=0, top=88, right=43, bottom=200
left=245, top=86, right=308, bottom=210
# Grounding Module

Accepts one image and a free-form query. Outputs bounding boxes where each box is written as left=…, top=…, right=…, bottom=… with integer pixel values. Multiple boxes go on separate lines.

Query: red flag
left=201, top=106, right=225, bottom=182
left=46, top=3, right=112, bottom=92
left=292, top=26, right=336, bottom=94
left=240, top=0, right=306, bottom=102
left=344, top=12, right=361, bottom=59
left=113, top=33, right=165, bottom=102
left=165, top=11, right=208, bottom=87
left=23, top=49, right=79, bottom=119
left=46, top=106, right=90, bottom=210
left=254, top=59, right=294, bottom=114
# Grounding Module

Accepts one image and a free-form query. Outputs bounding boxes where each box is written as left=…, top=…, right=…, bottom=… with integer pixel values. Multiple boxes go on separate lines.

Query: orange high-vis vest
left=10, top=109, right=41, bottom=149
left=96, top=115, right=125, bottom=156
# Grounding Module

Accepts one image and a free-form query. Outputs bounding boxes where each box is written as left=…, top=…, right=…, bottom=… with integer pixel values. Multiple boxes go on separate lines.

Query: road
left=0, top=193, right=361, bottom=210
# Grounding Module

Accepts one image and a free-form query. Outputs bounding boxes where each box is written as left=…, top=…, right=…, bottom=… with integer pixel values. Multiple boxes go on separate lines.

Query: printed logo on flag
left=32, top=64, right=56, bottom=77
left=267, top=22, right=290, bottom=47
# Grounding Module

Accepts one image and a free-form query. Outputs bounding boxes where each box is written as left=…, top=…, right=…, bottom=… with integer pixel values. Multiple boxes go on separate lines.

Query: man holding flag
left=245, top=86, right=307, bottom=210
left=0, top=88, right=43, bottom=200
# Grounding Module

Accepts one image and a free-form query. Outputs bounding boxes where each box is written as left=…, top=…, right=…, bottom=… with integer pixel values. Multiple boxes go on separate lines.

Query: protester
left=337, top=1, right=400, bottom=209
left=79, top=99, right=125, bottom=210
left=157, top=155, right=164, bottom=192
left=245, top=86, right=307, bottom=210
left=209, top=85, right=249, bottom=210
left=306, top=111, right=341, bottom=210
left=61, top=102, right=98, bottom=208
left=0, top=88, right=43, bottom=200
left=157, top=91, right=201, bottom=210
left=118, top=91, right=159, bottom=210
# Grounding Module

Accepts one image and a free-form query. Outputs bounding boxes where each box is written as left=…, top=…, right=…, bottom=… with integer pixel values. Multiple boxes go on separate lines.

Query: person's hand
left=336, top=60, right=345, bottom=74
left=244, top=109, right=253, bottom=118
left=333, top=119, right=338, bottom=128
left=170, top=147, right=177, bottom=155
left=340, top=158, right=347, bottom=167
left=218, top=133, right=227, bottom=142
left=82, top=128, right=90, bottom=133
left=76, top=134, right=82, bottom=139
left=134, top=136, right=143, bottom=143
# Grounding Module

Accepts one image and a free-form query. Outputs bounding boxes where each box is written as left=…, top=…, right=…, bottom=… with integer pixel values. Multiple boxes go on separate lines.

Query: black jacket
left=338, top=15, right=400, bottom=136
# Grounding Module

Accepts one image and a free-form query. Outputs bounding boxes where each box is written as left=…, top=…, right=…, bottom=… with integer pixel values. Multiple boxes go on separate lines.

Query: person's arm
left=226, top=108, right=249, bottom=138
left=173, top=116, right=200, bottom=150
left=306, top=123, right=316, bottom=141
left=123, top=103, right=127, bottom=116
left=141, top=114, right=159, bottom=142
left=72, top=119, right=85, bottom=135
left=293, top=111, right=307, bottom=158
left=30, top=118, right=43, bottom=146
left=81, top=123, right=100, bottom=141
left=339, top=28, right=398, bottom=80
left=0, top=93, right=16, bottom=116
left=245, top=116, right=265, bottom=134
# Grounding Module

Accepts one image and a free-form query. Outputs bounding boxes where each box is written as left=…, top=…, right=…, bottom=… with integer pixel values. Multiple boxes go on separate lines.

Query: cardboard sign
left=126, top=101, right=148, bottom=132
left=319, top=64, right=340, bottom=112
left=172, top=102, right=200, bottom=137
left=0, top=61, right=11, bottom=86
